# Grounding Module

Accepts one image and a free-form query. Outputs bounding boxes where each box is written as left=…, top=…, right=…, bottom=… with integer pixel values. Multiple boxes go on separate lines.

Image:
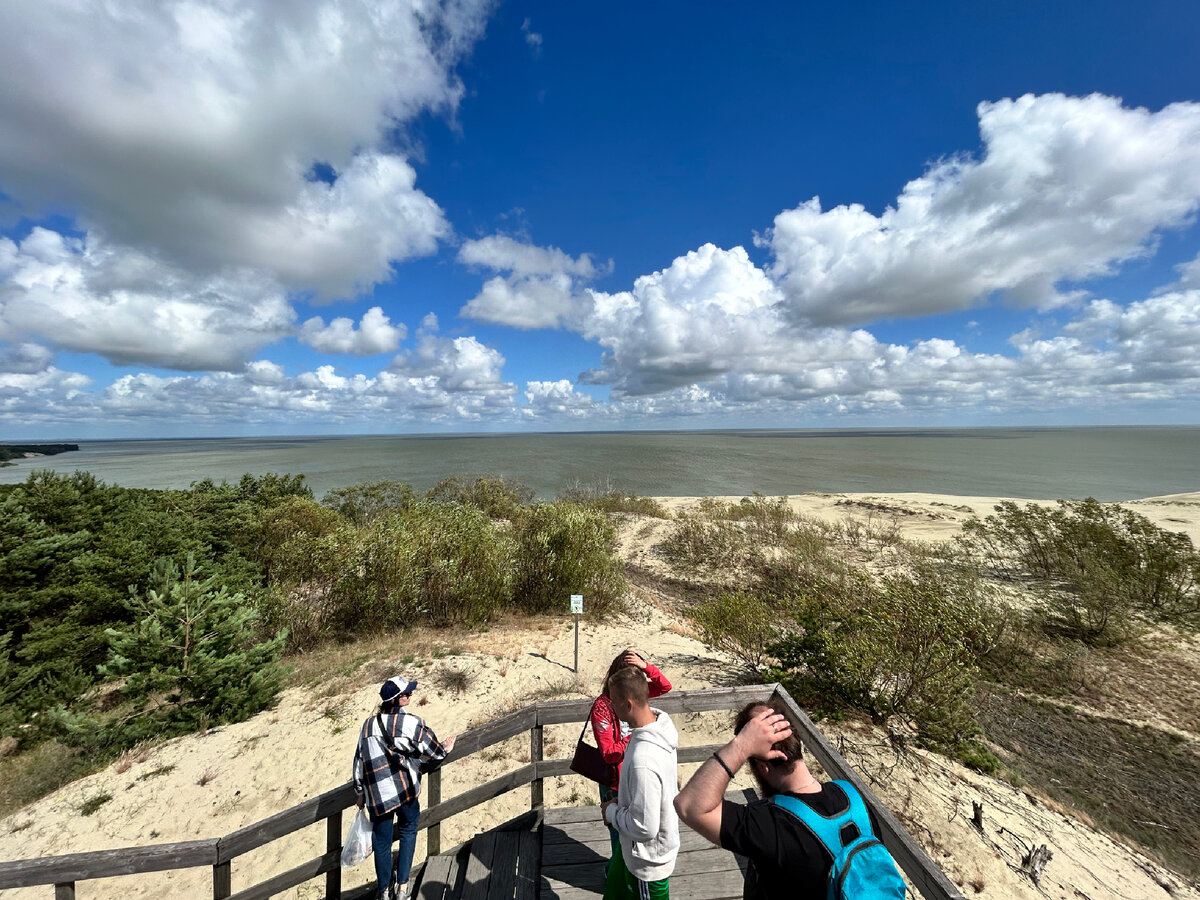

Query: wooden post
left=530, top=719, right=544, bottom=811
left=54, top=884, right=75, bottom=900
left=574, top=613, right=580, bottom=673
left=213, top=861, right=231, bottom=899
left=326, top=810, right=342, bottom=899
left=427, top=768, right=442, bottom=856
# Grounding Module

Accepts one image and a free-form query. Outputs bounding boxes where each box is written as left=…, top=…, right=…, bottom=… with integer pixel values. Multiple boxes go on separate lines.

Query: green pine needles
left=95, top=555, right=287, bottom=746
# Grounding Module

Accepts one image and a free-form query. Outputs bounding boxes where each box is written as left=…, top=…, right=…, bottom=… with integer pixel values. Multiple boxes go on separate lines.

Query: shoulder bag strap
left=376, top=712, right=402, bottom=758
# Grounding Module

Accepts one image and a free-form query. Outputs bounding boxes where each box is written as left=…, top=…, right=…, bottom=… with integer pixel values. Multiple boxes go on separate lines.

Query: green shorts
left=602, top=842, right=669, bottom=900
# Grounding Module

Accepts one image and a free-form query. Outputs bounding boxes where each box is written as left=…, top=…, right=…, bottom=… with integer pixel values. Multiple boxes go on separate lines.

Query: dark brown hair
left=608, top=664, right=650, bottom=707
left=734, top=699, right=802, bottom=773
left=601, top=649, right=643, bottom=697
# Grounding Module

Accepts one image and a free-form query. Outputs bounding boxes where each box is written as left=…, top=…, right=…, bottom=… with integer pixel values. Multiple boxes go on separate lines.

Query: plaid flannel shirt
left=353, top=710, right=449, bottom=819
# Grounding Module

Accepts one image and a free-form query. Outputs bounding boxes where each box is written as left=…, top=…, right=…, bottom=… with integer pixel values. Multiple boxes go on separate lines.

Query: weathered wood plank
left=514, top=830, right=538, bottom=900
left=493, top=809, right=542, bottom=834
left=539, top=863, right=604, bottom=897
left=533, top=697, right=593, bottom=726
left=218, top=783, right=355, bottom=862
left=461, top=833, right=497, bottom=900
left=448, top=707, right=538, bottom=763
left=421, top=764, right=537, bottom=830
left=770, top=687, right=964, bottom=900
left=224, top=850, right=339, bottom=900
left=540, top=837, right=609, bottom=868
left=0, top=840, right=219, bottom=888
left=485, top=831, right=520, bottom=900
left=446, top=841, right=471, bottom=900
left=542, top=804, right=604, bottom=826
left=327, top=810, right=342, bottom=899
left=530, top=724, right=544, bottom=811
left=417, top=853, right=455, bottom=900
left=428, top=768, right=443, bottom=856
left=213, top=860, right=232, bottom=899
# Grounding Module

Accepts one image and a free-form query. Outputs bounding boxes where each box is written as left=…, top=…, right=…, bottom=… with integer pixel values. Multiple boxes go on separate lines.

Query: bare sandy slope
left=3, top=492, right=1199, bottom=900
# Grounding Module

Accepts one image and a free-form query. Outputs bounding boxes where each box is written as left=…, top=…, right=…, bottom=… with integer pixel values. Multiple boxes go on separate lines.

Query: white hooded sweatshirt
left=604, top=708, right=680, bottom=882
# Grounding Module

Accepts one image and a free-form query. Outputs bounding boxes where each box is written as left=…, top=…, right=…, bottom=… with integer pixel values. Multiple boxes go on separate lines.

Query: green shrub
left=263, top=501, right=514, bottom=642
left=659, top=515, right=750, bottom=570
left=511, top=502, right=626, bottom=616
left=427, top=475, right=534, bottom=519
left=372, top=502, right=514, bottom=625
left=728, top=494, right=796, bottom=545
left=692, top=591, right=780, bottom=673
left=321, top=480, right=416, bottom=525
left=557, top=480, right=668, bottom=517
left=259, top=497, right=346, bottom=585
left=768, top=548, right=1003, bottom=749
left=961, top=499, right=1200, bottom=645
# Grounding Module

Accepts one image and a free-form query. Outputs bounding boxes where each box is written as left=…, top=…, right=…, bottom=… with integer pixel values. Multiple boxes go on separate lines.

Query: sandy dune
left=2, top=491, right=1198, bottom=899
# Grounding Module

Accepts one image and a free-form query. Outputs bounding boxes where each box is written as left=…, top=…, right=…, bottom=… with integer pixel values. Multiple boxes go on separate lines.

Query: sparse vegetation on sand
left=960, top=498, right=1200, bottom=645
left=650, top=493, right=1200, bottom=879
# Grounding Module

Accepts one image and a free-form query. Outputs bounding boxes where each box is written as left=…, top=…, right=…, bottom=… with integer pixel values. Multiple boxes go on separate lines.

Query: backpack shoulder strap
left=771, top=791, right=844, bottom=852
left=830, top=780, right=876, bottom=836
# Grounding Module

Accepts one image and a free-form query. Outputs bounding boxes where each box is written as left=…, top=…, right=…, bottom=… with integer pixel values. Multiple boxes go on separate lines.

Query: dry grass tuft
left=113, top=741, right=156, bottom=775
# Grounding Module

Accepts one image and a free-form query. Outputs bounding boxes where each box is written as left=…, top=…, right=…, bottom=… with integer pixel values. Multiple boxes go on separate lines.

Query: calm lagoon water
left=1, top=427, right=1198, bottom=501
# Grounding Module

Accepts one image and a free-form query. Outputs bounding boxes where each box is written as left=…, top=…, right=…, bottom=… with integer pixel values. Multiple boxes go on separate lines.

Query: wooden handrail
left=0, top=684, right=960, bottom=900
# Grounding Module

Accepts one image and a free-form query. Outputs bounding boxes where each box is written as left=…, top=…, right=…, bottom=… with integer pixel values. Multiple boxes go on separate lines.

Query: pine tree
left=101, top=554, right=287, bottom=742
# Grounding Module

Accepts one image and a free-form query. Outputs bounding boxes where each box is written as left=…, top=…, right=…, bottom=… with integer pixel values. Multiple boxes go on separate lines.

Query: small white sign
left=570, top=594, right=584, bottom=614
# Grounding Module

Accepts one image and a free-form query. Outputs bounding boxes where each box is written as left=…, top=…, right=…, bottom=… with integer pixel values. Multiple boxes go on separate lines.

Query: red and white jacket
left=588, top=664, right=672, bottom=789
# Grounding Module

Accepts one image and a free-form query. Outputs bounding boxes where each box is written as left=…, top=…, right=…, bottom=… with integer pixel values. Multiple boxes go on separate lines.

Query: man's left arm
left=605, top=768, right=662, bottom=843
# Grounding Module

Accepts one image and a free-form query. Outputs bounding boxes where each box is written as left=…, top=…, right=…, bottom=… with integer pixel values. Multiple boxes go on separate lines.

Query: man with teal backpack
left=674, top=699, right=905, bottom=900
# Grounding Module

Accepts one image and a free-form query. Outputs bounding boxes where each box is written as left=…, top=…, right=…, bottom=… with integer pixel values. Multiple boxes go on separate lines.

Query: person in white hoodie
left=599, top=665, right=681, bottom=900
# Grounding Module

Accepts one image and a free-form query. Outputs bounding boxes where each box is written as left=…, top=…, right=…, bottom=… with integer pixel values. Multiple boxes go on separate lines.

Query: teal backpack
left=772, top=780, right=906, bottom=900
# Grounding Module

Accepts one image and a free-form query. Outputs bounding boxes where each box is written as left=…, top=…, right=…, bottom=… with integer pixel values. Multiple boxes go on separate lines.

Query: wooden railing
left=0, top=684, right=964, bottom=900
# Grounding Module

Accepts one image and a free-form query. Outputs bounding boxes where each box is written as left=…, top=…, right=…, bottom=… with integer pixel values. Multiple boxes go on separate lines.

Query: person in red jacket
left=589, top=649, right=672, bottom=865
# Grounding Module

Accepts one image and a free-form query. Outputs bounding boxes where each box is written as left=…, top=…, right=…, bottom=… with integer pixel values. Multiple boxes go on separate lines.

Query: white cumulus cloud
left=764, top=93, right=1200, bottom=326
left=299, top=306, right=407, bottom=355
left=0, top=229, right=294, bottom=370
left=0, top=0, right=491, bottom=296
left=459, top=235, right=608, bottom=329
left=579, top=243, right=791, bottom=395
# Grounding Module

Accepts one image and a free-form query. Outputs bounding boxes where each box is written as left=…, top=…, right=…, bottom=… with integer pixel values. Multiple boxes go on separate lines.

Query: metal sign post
left=570, top=594, right=583, bottom=672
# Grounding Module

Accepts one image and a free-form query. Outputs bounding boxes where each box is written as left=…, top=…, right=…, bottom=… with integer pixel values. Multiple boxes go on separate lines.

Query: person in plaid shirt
left=354, top=676, right=456, bottom=900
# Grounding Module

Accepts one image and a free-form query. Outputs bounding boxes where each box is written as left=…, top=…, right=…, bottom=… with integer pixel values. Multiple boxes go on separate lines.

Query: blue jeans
left=371, top=796, right=421, bottom=896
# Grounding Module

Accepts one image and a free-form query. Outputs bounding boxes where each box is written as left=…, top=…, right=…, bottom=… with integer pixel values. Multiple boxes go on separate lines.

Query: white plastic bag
left=341, top=809, right=373, bottom=868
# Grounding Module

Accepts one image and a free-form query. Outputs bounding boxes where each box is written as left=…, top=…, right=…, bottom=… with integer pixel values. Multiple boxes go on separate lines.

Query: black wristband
left=712, top=751, right=735, bottom=779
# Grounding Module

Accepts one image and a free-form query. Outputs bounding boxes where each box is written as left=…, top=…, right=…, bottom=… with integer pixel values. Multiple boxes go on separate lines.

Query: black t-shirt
left=718, top=783, right=879, bottom=900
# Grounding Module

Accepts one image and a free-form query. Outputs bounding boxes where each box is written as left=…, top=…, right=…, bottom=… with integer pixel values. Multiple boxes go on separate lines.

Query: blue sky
left=1, top=0, right=1200, bottom=438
